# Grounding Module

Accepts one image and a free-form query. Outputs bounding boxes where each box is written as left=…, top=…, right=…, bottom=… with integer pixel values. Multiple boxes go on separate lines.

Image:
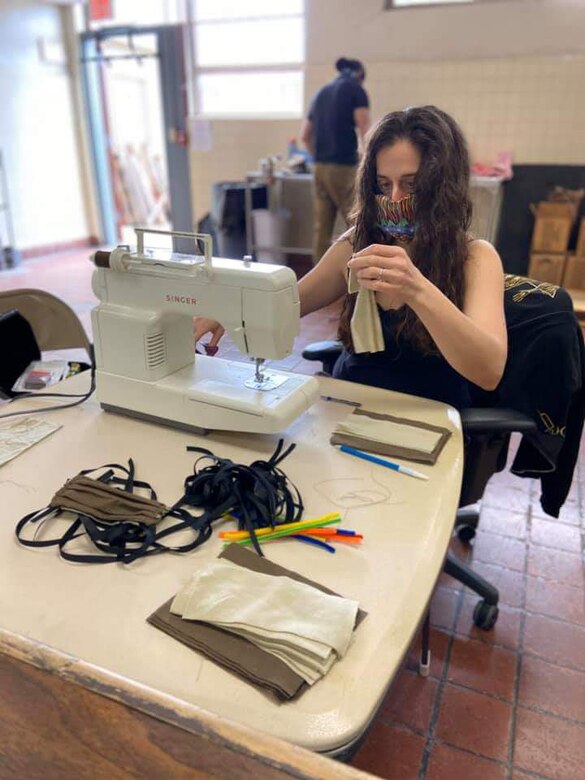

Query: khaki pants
left=312, top=163, right=357, bottom=265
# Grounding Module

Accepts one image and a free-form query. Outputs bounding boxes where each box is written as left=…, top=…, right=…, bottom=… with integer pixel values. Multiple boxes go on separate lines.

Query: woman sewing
left=194, top=106, right=507, bottom=409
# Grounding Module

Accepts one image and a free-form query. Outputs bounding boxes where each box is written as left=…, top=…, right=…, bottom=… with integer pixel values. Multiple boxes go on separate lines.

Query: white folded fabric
left=220, top=620, right=334, bottom=660
left=170, top=559, right=359, bottom=684
left=231, top=626, right=336, bottom=683
left=335, top=415, right=442, bottom=455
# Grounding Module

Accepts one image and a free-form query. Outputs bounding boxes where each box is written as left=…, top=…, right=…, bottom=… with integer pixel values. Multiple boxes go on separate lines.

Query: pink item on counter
left=471, top=151, right=513, bottom=180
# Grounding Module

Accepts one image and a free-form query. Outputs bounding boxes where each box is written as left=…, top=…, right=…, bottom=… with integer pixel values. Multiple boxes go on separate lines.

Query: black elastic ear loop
left=185, top=441, right=301, bottom=556
left=15, top=506, right=75, bottom=548
left=78, top=515, right=156, bottom=563
left=14, top=465, right=120, bottom=549
left=17, top=461, right=159, bottom=563
left=152, top=509, right=214, bottom=554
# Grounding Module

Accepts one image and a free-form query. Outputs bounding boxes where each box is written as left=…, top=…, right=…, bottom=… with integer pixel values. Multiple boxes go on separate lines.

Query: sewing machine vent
left=145, top=332, right=167, bottom=369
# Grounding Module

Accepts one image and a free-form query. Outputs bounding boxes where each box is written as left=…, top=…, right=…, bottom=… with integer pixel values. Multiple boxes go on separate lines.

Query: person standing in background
left=301, top=57, right=371, bottom=265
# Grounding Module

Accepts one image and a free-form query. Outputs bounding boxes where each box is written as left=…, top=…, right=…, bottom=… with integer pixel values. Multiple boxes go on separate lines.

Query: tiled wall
left=361, top=55, right=585, bottom=168
left=191, top=54, right=585, bottom=221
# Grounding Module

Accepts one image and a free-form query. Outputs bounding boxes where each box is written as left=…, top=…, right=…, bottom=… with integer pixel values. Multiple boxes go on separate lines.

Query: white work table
left=0, top=374, right=462, bottom=758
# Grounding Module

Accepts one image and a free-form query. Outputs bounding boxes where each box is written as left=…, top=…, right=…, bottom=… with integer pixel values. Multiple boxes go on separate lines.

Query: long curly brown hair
left=338, top=105, right=473, bottom=353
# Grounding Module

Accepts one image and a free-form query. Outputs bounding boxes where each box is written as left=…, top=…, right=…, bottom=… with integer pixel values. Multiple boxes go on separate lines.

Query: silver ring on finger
left=377, top=268, right=384, bottom=282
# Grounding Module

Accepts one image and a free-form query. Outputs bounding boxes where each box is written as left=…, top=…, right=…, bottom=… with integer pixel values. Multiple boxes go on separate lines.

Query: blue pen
left=339, top=445, right=428, bottom=481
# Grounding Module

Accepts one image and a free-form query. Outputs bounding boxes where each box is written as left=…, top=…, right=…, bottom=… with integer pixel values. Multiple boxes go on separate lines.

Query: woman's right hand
left=193, top=317, right=225, bottom=355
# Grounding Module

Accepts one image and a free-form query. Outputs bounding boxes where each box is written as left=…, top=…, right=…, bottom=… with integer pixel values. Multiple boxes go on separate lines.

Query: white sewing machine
left=90, top=229, right=319, bottom=434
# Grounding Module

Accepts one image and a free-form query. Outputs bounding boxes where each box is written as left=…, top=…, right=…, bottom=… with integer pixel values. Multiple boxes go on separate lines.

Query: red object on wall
left=90, top=0, right=113, bottom=22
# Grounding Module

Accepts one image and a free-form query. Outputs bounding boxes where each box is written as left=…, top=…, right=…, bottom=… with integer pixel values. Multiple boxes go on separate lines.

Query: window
left=386, top=0, right=475, bottom=7
left=192, top=0, right=305, bottom=118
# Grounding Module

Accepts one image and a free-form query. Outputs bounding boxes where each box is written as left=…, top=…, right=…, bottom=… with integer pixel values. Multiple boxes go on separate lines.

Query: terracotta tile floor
left=2, top=249, right=584, bottom=780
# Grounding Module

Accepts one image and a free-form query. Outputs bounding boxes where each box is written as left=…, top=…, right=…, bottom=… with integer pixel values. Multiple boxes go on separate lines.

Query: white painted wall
left=0, top=0, right=90, bottom=251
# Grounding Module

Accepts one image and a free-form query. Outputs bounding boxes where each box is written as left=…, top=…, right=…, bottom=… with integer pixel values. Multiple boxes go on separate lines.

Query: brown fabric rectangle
left=147, top=544, right=367, bottom=701
left=330, top=407, right=451, bottom=465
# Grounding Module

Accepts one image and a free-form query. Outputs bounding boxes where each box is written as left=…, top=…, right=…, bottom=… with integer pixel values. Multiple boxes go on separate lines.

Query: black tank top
left=333, top=307, right=472, bottom=409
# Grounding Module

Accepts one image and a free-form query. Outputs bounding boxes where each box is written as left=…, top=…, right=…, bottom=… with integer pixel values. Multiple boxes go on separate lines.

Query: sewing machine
left=90, top=229, right=319, bottom=434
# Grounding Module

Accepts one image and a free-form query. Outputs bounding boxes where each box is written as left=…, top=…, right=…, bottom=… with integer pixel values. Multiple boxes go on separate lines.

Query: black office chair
left=302, top=276, right=584, bottom=630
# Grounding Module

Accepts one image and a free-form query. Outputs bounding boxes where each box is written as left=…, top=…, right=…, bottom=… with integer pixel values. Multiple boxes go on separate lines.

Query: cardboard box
left=530, top=202, right=576, bottom=253
left=563, top=254, right=585, bottom=291
left=528, top=252, right=567, bottom=285
left=575, top=217, right=585, bottom=257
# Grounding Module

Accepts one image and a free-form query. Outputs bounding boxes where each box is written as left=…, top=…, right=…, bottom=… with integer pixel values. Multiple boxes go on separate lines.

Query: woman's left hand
left=347, top=244, right=427, bottom=309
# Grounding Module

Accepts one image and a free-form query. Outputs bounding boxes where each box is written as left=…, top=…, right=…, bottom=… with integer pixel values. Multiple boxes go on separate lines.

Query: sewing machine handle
left=134, top=228, right=213, bottom=268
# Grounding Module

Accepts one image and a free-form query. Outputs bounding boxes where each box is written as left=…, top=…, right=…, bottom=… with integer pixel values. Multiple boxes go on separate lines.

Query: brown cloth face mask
left=15, top=459, right=213, bottom=565
left=50, top=475, right=168, bottom=526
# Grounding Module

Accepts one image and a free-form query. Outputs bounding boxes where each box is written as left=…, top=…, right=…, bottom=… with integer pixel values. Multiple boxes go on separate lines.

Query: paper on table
left=335, top=414, right=443, bottom=455
left=0, top=416, right=61, bottom=467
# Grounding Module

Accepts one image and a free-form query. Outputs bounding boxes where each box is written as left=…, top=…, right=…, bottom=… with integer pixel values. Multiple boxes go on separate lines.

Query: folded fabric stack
left=170, top=558, right=358, bottom=685
left=331, top=408, right=451, bottom=465
left=147, top=544, right=367, bottom=700
left=334, top=414, right=442, bottom=454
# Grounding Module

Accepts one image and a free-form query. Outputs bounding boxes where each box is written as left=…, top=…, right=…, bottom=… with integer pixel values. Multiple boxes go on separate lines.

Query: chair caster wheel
left=473, top=600, right=499, bottom=630
left=456, top=524, right=476, bottom=543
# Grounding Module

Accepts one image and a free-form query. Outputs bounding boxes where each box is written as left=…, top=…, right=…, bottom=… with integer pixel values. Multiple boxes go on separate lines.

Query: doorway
left=80, top=25, right=192, bottom=249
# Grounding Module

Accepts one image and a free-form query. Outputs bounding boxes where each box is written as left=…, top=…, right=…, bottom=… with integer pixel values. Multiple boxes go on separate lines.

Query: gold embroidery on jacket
left=538, top=411, right=566, bottom=437
left=504, top=275, right=559, bottom=303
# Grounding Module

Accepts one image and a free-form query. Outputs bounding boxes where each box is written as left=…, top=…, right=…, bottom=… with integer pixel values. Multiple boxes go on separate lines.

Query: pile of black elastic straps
left=15, top=439, right=303, bottom=564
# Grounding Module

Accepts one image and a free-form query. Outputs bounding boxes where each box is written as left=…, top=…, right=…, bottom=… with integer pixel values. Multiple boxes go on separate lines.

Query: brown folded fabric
left=50, top=475, right=168, bottom=525
left=330, top=407, right=451, bottom=465
left=148, top=600, right=302, bottom=700
left=147, top=544, right=367, bottom=701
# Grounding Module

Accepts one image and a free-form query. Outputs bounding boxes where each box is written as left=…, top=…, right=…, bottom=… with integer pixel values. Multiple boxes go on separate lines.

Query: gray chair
left=0, top=288, right=91, bottom=358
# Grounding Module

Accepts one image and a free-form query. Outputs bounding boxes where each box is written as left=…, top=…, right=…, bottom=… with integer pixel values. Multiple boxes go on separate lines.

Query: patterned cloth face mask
left=374, top=193, right=415, bottom=242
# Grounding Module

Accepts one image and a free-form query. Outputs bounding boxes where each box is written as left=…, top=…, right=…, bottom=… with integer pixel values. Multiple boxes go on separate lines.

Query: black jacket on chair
left=482, top=276, right=585, bottom=518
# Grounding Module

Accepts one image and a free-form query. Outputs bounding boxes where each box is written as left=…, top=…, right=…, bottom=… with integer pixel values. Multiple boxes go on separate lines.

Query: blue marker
left=292, top=534, right=336, bottom=553
left=338, top=445, right=428, bottom=481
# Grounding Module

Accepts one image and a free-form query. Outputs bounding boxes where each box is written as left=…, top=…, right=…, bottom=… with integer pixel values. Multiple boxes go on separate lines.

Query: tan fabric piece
left=331, top=408, right=452, bottom=465
left=335, top=415, right=443, bottom=455
left=348, top=268, right=384, bottom=354
left=147, top=544, right=367, bottom=701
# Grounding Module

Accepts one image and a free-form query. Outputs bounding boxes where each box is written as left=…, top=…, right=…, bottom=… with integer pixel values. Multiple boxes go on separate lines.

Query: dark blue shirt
left=333, top=308, right=472, bottom=410
left=308, top=74, right=369, bottom=166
